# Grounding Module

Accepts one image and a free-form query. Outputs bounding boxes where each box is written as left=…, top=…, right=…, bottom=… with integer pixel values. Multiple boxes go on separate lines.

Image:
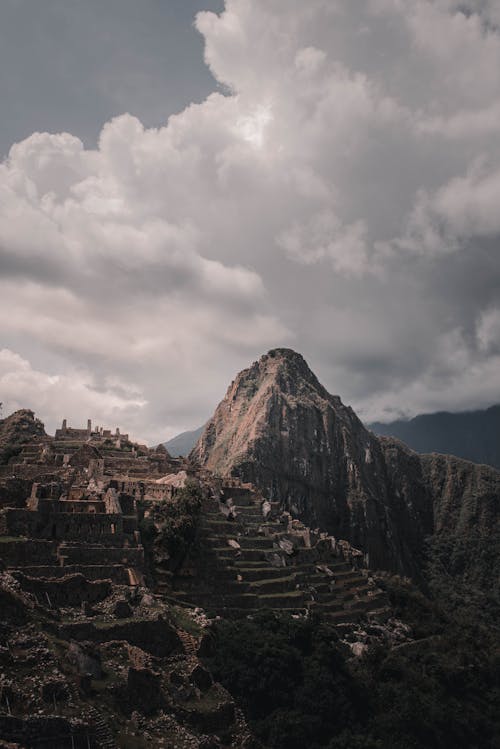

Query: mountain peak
left=264, top=347, right=306, bottom=362
left=227, top=349, right=335, bottom=408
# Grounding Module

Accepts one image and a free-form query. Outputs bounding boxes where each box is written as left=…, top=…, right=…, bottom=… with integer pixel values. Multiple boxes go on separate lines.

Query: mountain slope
left=0, top=408, right=47, bottom=465
left=191, top=349, right=500, bottom=587
left=164, top=425, right=204, bottom=457
left=369, top=405, right=500, bottom=470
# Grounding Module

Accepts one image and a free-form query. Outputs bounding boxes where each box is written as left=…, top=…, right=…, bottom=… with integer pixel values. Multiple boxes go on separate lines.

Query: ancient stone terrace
left=0, top=472, right=146, bottom=606
left=1, top=430, right=181, bottom=488
left=172, top=481, right=390, bottom=626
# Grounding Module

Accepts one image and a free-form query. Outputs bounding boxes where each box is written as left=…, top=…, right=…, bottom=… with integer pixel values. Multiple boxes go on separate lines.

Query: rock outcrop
left=191, top=349, right=500, bottom=584
left=0, top=410, right=47, bottom=466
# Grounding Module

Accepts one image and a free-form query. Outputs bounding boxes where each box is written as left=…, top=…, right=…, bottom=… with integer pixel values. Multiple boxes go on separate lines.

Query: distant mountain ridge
left=167, top=404, right=500, bottom=468
left=369, top=405, right=500, bottom=470
left=164, top=425, right=204, bottom=457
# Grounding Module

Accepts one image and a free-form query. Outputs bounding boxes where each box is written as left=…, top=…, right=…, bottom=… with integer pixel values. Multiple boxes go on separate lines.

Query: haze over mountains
left=370, top=406, right=500, bottom=470
left=164, top=426, right=205, bottom=458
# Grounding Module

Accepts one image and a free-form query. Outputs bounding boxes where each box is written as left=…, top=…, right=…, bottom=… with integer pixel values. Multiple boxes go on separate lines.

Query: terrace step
left=205, top=535, right=275, bottom=550
left=214, top=547, right=269, bottom=562
left=171, top=481, right=389, bottom=624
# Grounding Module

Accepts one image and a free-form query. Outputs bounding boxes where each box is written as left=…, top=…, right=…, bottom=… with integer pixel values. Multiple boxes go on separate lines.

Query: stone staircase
left=172, top=483, right=390, bottom=625
left=85, top=706, right=117, bottom=749
left=176, top=629, right=199, bottom=660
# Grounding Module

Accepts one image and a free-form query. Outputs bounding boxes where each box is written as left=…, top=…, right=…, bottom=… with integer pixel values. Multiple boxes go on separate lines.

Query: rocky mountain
left=0, top=408, right=47, bottom=465
left=164, top=425, right=204, bottom=457
left=170, top=404, right=500, bottom=468
left=369, top=405, right=500, bottom=470
left=191, top=349, right=500, bottom=588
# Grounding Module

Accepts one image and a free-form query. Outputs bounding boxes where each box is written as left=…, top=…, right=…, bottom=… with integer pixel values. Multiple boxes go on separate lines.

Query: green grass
left=169, top=604, right=202, bottom=636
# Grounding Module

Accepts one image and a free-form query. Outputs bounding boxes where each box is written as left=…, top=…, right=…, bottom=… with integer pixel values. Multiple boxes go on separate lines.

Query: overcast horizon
left=1, top=0, right=500, bottom=444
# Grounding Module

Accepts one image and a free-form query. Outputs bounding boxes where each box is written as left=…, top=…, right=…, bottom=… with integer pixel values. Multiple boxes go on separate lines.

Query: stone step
left=12, top=563, right=128, bottom=583
left=217, top=606, right=307, bottom=618
left=177, top=579, right=250, bottom=594
left=200, top=518, right=283, bottom=532
left=219, top=494, right=256, bottom=507
left=291, top=562, right=352, bottom=579
left=176, top=592, right=261, bottom=609
left=230, top=565, right=291, bottom=580
left=232, top=559, right=284, bottom=567
left=302, top=574, right=368, bottom=591
left=200, top=513, right=232, bottom=524
left=231, top=507, right=266, bottom=520
left=341, top=593, right=387, bottom=613
left=221, top=486, right=257, bottom=499
left=258, top=591, right=310, bottom=608
left=205, top=535, right=275, bottom=550
left=249, top=574, right=301, bottom=594
left=366, top=606, right=392, bottom=623
left=299, top=588, right=359, bottom=605
left=214, top=547, right=268, bottom=562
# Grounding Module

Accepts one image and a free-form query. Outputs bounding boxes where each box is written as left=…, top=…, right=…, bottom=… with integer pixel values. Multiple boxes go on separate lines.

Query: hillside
left=0, top=408, right=47, bottom=465
left=0, top=400, right=498, bottom=749
left=369, top=405, right=500, bottom=470
left=164, top=425, right=204, bottom=457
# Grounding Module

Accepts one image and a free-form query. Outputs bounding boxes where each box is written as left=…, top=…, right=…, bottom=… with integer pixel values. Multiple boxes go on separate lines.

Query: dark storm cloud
left=0, top=0, right=499, bottom=442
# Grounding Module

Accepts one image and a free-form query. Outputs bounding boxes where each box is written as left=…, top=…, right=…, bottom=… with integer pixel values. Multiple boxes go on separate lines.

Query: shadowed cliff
left=191, top=349, right=500, bottom=588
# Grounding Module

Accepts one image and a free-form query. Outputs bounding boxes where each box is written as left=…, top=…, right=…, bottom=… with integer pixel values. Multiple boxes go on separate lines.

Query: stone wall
left=19, top=563, right=129, bottom=584
left=0, top=539, right=58, bottom=566
left=4, top=508, right=125, bottom=542
left=57, top=617, right=181, bottom=657
left=15, top=572, right=112, bottom=607
left=60, top=544, right=144, bottom=567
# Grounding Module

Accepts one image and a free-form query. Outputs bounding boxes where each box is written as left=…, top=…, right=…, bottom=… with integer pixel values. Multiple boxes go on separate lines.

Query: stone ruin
left=0, top=414, right=408, bottom=748
left=0, top=420, right=257, bottom=748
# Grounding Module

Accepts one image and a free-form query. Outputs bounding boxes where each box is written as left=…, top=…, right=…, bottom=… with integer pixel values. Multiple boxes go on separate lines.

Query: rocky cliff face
left=191, top=349, right=500, bottom=582
left=0, top=409, right=47, bottom=465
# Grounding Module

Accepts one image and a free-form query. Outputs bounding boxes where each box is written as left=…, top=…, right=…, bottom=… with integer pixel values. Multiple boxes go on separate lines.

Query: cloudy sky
left=1, top=0, right=500, bottom=444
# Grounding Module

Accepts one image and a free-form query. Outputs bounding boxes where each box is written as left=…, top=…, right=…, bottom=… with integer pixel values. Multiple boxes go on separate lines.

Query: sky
left=1, top=0, right=500, bottom=444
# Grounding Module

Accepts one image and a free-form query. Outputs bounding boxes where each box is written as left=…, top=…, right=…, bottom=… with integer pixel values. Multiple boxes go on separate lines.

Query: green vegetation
left=426, top=532, right=500, bottom=610
left=203, top=583, right=500, bottom=749
left=140, top=480, right=203, bottom=575
left=168, top=603, right=203, bottom=636
left=0, top=444, right=22, bottom=465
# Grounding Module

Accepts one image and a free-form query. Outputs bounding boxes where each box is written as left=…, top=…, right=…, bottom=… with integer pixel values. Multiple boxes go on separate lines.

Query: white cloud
left=1, top=0, right=500, bottom=440
left=0, top=348, right=146, bottom=437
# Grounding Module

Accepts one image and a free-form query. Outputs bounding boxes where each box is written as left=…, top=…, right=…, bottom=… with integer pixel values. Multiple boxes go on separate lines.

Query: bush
left=151, top=480, right=203, bottom=571
left=203, top=613, right=364, bottom=748
left=203, top=595, right=500, bottom=749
